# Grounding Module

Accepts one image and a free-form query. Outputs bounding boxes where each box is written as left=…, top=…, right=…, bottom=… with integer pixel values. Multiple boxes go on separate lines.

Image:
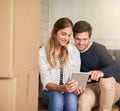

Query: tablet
left=71, top=72, right=90, bottom=88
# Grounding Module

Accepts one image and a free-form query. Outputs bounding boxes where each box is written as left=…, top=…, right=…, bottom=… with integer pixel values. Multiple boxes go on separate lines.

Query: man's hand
left=88, top=70, right=104, bottom=82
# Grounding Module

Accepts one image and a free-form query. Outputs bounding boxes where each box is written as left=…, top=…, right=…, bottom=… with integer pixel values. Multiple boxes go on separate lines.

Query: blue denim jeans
left=42, top=90, right=78, bottom=111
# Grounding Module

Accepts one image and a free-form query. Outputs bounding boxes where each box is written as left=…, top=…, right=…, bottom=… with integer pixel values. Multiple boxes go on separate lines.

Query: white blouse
left=39, top=44, right=81, bottom=90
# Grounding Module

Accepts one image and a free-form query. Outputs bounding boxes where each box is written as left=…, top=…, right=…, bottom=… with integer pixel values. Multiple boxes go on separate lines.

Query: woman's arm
left=46, top=80, right=78, bottom=92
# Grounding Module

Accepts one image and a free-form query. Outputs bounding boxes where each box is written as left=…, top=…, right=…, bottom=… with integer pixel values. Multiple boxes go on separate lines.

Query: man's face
left=74, top=32, right=90, bottom=51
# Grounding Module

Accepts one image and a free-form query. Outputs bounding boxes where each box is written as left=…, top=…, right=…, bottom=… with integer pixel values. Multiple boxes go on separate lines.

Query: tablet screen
left=71, top=72, right=90, bottom=88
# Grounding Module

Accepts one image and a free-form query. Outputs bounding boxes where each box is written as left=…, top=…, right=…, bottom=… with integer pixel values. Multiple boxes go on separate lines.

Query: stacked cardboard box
left=0, top=0, right=40, bottom=111
left=0, top=69, right=38, bottom=111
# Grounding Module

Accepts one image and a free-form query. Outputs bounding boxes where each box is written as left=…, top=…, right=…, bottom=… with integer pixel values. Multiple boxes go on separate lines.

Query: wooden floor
left=38, top=98, right=48, bottom=110
left=39, top=97, right=120, bottom=111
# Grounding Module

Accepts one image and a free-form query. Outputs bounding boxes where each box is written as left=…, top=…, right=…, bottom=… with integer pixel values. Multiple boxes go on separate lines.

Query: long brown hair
left=46, top=17, right=73, bottom=69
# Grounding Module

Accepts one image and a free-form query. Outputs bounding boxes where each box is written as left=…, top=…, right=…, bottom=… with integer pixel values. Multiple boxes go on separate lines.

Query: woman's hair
left=73, top=20, right=92, bottom=38
left=46, top=17, right=73, bottom=69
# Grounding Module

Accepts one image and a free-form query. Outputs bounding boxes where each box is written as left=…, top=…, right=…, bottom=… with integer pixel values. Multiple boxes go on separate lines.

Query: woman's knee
left=64, top=92, right=78, bottom=103
left=47, top=91, right=64, bottom=111
left=64, top=92, right=78, bottom=111
left=49, top=91, right=64, bottom=103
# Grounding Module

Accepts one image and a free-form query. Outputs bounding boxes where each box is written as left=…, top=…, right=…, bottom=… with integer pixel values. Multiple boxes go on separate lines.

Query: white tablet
left=71, top=72, right=90, bottom=88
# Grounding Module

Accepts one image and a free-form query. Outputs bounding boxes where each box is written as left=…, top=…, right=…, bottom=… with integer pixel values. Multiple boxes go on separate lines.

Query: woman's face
left=56, top=27, right=72, bottom=47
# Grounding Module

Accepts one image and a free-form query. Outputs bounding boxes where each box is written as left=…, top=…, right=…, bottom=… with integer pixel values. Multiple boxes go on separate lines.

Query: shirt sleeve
left=98, top=46, right=120, bottom=78
left=39, top=48, right=53, bottom=90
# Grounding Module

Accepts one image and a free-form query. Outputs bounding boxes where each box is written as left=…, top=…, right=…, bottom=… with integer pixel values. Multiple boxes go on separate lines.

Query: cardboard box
left=0, top=69, right=39, bottom=111
left=0, top=0, right=40, bottom=77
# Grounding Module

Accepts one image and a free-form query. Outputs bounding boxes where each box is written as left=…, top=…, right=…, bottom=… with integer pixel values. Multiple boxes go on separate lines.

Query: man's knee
left=78, top=91, right=95, bottom=108
left=78, top=94, right=88, bottom=104
left=100, top=77, right=116, bottom=90
left=78, top=94, right=94, bottom=111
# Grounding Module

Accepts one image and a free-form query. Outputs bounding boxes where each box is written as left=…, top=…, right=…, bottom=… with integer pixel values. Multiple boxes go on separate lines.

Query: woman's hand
left=65, top=80, right=78, bottom=92
left=73, top=87, right=85, bottom=95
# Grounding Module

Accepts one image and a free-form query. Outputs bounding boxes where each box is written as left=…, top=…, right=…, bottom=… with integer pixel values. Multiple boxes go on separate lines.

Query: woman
left=39, top=17, right=80, bottom=111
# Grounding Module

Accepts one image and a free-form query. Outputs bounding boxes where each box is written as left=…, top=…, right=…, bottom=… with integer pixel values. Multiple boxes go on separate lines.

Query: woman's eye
left=61, top=33, right=66, bottom=36
left=68, top=34, right=71, bottom=37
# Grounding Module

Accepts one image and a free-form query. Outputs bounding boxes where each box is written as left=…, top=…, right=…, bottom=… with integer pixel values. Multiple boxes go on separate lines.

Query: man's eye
left=76, top=38, right=80, bottom=40
left=83, top=39, right=88, bottom=41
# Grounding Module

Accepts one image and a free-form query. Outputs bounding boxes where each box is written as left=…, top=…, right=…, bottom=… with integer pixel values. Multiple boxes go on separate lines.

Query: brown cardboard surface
left=0, top=0, right=40, bottom=77
left=0, top=69, right=39, bottom=111
left=0, top=0, right=14, bottom=77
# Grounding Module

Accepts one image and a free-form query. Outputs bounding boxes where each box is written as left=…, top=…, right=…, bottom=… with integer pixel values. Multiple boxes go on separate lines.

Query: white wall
left=49, top=0, right=120, bottom=49
left=40, top=0, right=49, bottom=46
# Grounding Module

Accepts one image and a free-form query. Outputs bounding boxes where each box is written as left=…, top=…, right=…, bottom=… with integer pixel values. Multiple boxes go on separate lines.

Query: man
left=73, top=20, right=120, bottom=111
